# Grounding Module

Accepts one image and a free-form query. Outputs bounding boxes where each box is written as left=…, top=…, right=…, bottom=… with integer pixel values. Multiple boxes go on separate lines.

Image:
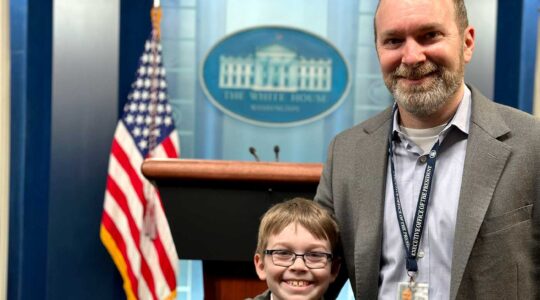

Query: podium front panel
left=158, top=179, right=317, bottom=262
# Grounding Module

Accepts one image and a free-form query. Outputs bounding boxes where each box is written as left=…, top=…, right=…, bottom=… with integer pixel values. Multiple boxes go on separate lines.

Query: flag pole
left=148, top=1, right=162, bottom=157
left=144, top=1, right=163, bottom=239
left=151, top=1, right=162, bottom=40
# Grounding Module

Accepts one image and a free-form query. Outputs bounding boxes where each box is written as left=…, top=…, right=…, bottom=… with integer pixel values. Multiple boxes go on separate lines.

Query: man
left=315, top=0, right=540, bottom=299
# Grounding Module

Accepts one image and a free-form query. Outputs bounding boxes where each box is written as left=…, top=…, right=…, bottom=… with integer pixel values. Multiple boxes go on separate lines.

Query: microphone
left=249, top=147, right=260, bottom=162
left=273, top=145, right=280, bottom=162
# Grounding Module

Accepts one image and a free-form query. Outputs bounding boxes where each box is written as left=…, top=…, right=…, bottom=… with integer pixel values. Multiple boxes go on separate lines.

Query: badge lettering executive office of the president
left=200, top=26, right=351, bottom=127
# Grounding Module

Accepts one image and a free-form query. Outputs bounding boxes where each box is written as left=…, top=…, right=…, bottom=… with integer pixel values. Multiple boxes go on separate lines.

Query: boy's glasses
left=264, top=249, right=333, bottom=269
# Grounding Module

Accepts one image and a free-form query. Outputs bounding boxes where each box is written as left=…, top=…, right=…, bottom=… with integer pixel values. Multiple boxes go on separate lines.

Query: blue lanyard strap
left=387, top=106, right=441, bottom=274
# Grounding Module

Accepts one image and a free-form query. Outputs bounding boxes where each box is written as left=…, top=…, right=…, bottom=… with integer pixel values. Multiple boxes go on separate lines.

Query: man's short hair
left=453, top=0, right=469, bottom=32
left=255, top=198, right=340, bottom=255
left=374, top=0, right=469, bottom=40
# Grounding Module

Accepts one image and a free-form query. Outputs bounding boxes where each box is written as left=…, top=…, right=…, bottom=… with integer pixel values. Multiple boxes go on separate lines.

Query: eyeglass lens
left=267, top=250, right=330, bottom=269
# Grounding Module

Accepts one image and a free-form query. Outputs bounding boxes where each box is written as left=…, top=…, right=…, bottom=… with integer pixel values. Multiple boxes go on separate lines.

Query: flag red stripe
left=152, top=233, right=177, bottom=290
left=161, top=135, right=178, bottom=158
left=107, top=176, right=159, bottom=300
left=106, top=176, right=142, bottom=245
left=111, top=138, right=145, bottom=204
left=102, top=212, right=139, bottom=296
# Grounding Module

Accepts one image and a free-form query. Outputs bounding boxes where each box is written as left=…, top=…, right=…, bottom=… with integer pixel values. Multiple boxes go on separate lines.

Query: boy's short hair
left=255, top=198, right=340, bottom=255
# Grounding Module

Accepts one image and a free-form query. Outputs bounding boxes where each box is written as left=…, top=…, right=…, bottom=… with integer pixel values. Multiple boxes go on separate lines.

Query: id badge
left=397, top=281, right=429, bottom=300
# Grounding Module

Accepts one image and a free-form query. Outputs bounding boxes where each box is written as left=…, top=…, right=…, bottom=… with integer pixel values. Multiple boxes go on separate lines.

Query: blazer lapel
left=449, top=87, right=512, bottom=300
left=353, top=108, right=392, bottom=298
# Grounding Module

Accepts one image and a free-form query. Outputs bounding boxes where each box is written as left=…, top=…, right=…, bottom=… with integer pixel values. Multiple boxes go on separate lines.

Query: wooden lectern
left=142, top=159, right=323, bottom=299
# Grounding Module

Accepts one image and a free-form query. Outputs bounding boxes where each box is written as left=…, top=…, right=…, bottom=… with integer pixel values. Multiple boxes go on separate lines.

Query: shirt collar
left=391, top=84, right=472, bottom=137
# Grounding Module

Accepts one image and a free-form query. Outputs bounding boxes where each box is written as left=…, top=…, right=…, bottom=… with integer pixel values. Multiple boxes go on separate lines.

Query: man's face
left=375, top=0, right=474, bottom=118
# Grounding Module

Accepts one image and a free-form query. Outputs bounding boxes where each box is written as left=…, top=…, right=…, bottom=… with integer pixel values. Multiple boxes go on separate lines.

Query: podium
left=141, top=159, right=323, bottom=299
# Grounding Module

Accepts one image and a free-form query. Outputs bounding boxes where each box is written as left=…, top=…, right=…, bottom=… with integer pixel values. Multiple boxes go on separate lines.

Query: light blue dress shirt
left=378, top=86, right=472, bottom=299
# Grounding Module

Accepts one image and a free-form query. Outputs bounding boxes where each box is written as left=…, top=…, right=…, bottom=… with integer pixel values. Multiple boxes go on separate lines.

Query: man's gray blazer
left=315, top=86, right=540, bottom=299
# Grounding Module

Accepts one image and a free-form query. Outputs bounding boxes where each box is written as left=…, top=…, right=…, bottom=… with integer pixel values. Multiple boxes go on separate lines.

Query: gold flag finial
left=151, top=6, right=162, bottom=40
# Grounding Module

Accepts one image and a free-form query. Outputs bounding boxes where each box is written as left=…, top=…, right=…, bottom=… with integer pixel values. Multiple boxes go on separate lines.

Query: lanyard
left=387, top=106, right=441, bottom=276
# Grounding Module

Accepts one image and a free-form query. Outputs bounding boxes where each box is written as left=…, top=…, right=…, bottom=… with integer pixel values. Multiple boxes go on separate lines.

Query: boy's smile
left=285, top=280, right=310, bottom=287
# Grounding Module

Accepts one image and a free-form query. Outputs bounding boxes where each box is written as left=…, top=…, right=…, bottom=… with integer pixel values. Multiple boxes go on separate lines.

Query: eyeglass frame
left=264, top=249, right=334, bottom=269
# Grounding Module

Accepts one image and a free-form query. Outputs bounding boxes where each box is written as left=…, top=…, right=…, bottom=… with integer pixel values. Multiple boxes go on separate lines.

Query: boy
left=250, top=198, right=341, bottom=300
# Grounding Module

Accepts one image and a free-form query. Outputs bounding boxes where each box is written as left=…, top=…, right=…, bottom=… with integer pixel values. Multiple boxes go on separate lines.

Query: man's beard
left=383, top=59, right=464, bottom=117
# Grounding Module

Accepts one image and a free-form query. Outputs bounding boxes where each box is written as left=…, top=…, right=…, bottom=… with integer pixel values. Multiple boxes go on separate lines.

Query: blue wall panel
left=495, top=0, right=539, bottom=112
left=8, top=0, right=51, bottom=298
left=46, top=0, right=123, bottom=298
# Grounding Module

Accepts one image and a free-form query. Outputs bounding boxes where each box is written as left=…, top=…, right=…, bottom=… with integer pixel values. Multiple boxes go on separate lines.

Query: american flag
left=100, top=33, right=179, bottom=300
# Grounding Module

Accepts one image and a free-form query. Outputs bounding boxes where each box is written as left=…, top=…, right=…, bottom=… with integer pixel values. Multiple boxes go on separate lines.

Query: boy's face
left=254, top=223, right=340, bottom=300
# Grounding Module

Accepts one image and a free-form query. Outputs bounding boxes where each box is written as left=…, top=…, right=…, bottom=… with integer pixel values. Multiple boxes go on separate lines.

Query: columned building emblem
left=219, top=44, right=332, bottom=93
left=201, top=26, right=350, bottom=127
